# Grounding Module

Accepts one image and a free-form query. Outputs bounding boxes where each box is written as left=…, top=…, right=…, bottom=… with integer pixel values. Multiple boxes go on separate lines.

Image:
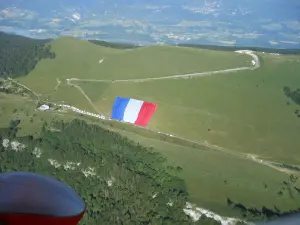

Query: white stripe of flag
left=123, top=99, right=144, bottom=123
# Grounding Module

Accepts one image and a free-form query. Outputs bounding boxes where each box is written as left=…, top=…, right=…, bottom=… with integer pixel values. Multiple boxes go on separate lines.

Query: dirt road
left=67, top=50, right=260, bottom=83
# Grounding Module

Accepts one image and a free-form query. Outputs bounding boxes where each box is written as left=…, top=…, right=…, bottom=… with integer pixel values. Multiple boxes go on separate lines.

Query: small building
left=38, top=104, right=50, bottom=111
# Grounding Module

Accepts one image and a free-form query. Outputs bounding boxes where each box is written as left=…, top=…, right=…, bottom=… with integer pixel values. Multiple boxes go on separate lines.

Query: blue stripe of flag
left=111, top=96, right=130, bottom=121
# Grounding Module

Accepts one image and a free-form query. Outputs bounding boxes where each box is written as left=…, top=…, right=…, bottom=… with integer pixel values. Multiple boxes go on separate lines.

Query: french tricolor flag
left=111, top=96, right=158, bottom=127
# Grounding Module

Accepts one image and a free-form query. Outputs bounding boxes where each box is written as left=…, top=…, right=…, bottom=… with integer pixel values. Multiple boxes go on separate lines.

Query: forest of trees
left=0, top=119, right=221, bottom=225
left=0, top=79, right=32, bottom=97
left=283, top=86, right=300, bottom=118
left=88, top=40, right=140, bottom=49
left=0, top=32, right=56, bottom=78
left=88, top=39, right=300, bottom=54
left=178, top=44, right=300, bottom=55
left=227, top=174, right=300, bottom=222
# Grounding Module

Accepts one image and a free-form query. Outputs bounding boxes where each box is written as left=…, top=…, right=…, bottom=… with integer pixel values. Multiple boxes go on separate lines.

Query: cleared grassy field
left=1, top=93, right=300, bottom=219
left=0, top=93, right=68, bottom=137
left=17, top=37, right=251, bottom=96
left=47, top=82, right=97, bottom=113
left=74, top=81, right=110, bottom=102
left=82, top=53, right=300, bottom=165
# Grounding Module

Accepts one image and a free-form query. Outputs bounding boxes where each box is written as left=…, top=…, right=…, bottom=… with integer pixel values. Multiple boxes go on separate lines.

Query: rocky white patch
left=48, top=159, right=61, bottom=168
left=2, top=139, right=9, bottom=148
left=107, top=176, right=115, bottom=187
left=183, top=202, right=244, bottom=225
left=167, top=200, right=173, bottom=206
left=81, top=167, right=96, bottom=177
left=63, top=161, right=81, bottom=171
left=32, top=147, right=42, bottom=158
left=10, top=141, right=26, bottom=152
left=152, top=192, right=158, bottom=199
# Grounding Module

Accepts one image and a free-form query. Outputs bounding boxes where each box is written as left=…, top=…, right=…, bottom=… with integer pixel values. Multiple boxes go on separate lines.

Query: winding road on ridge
left=66, top=50, right=260, bottom=83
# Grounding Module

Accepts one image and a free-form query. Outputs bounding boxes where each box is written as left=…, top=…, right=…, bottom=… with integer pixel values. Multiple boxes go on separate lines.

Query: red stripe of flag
left=134, top=102, right=157, bottom=127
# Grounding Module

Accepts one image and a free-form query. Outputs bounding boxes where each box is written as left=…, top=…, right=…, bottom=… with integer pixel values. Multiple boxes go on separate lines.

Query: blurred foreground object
left=0, top=172, right=86, bottom=225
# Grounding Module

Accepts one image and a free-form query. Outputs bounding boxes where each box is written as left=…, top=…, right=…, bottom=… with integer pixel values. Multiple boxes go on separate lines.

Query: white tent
left=38, top=104, right=50, bottom=111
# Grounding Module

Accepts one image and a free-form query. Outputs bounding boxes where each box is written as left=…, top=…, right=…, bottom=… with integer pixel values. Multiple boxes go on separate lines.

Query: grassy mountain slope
left=0, top=31, right=55, bottom=77
left=1, top=92, right=300, bottom=222
left=34, top=38, right=300, bottom=165
left=2, top=34, right=300, bottom=222
left=87, top=53, right=300, bottom=164
left=17, top=36, right=251, bottom=94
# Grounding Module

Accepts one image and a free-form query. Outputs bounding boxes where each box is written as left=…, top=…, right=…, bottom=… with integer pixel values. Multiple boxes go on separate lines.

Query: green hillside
left=17, top=37, right=252, bottom=95
left=19, top=36, right=300, bottom=165
left=84, top=52, right=300, bottom=165
left=2, top=34, right=300, bottom=223
left=0, top=31, right=54, bottom=77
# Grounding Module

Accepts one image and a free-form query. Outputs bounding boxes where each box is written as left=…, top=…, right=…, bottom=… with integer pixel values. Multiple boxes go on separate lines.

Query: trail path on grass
left=54, top=78, right=61, bottom=91
left=66, top=79, right=103, bottom=115
left=67, top=50, right=260, bottom=84
left=7, top=78, right=40, bottom=100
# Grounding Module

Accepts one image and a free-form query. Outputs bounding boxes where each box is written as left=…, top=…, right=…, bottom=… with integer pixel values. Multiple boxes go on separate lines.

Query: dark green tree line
left=88, top=40, right=139, bottom=49
left=284, top=86, right=300, bottom=106
left=0, top=32, right=56, bottom=77
left=0, top=119, right=220, bottom=225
